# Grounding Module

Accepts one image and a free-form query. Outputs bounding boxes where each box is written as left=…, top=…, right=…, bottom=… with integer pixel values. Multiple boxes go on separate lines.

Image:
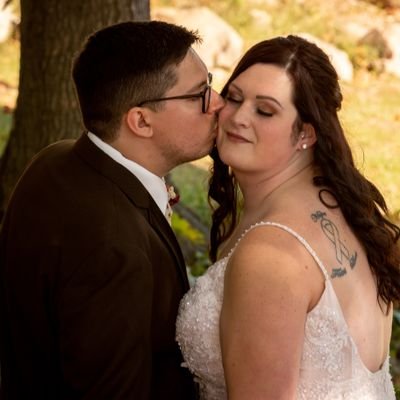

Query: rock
left=358, top=28, right=392, bottom=58
left=249, top=9, right=272, bottom=28
left=343, top=20, right=400, bottom=78
left=363, top=0, right=400, bottom=9
left=152, top=6, right=244, bottom=71
left=383, top=23, right=400, bottom=77
left=0, top=0, right=18, bottom=43
left=343, top=21, right=376, bottom=41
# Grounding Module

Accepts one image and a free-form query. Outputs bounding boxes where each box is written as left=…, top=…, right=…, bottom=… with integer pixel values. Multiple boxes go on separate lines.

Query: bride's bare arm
left=220, top=227, right=322, bottom=400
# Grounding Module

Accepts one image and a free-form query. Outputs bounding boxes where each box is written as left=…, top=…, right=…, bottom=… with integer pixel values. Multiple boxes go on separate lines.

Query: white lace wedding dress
left=176, top=222, right=396, bottom=399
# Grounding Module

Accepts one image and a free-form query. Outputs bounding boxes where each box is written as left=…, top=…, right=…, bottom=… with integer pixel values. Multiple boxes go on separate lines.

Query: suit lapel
left=147, top=203, right=190, bottom=290
left=73, top=134, right=190, bottom=290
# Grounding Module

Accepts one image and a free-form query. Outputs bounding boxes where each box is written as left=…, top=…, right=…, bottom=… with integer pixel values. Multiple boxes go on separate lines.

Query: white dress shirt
left=87, top=132, right=169, bottom=217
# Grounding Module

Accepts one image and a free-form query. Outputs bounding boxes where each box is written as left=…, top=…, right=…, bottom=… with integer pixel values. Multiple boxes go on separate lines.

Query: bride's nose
left=229, top=102, right=252, bottom=128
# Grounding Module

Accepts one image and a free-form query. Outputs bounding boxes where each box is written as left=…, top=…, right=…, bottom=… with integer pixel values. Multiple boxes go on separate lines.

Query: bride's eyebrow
left=256, top=95, right=283, bottom=109
left=229, top=83, right=283, bottom=109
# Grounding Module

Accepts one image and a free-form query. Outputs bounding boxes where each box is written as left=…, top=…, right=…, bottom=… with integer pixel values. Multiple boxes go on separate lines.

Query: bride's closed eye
left=225, top=93, right=274, bottom=117
left=225, top=93, right=242, bottom=104
left=257, top=108, right=274, bottom=117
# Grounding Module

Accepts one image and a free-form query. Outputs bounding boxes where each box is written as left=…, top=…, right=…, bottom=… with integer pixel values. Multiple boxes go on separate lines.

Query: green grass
left=0, top=37, right=19, bottom=154
left=341, top=73, right=400, bottom=218
left=0, top=38, right=20, bottom=88
left=169, top=163, right=211, bottom=227
left=0, top=109, right=13, bottom=154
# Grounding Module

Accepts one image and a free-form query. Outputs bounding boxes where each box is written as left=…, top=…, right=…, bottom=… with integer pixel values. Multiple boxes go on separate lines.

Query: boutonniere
left=167, top=185, right=180, bottom=206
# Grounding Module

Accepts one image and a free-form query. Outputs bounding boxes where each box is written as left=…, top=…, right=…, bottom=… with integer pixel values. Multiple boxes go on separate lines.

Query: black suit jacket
left=0, top=134, right=196, bottom=399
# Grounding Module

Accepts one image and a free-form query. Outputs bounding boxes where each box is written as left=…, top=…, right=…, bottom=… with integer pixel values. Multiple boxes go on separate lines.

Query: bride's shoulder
left=221, top=223, right=316, bottom=327
left=234, top=218, right=310, bottom=252
left=224, top=220, right=320, bottom=296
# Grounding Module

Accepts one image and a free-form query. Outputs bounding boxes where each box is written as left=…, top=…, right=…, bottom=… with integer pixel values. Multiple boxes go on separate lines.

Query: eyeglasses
left=137, top=72, right=213, bottom=114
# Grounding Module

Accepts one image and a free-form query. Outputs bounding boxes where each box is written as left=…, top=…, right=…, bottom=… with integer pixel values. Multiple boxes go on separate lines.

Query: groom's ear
left=125, top=107, right=154, bottom=138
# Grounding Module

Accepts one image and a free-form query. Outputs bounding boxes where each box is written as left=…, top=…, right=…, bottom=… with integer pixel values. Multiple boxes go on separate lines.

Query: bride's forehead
left=231, top=64, right=293, bottom=99
left=237, top=64, right=290, bottom=83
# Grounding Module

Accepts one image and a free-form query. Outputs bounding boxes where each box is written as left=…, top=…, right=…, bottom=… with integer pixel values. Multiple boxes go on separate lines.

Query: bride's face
left=217, top=63, right=301, bottom=177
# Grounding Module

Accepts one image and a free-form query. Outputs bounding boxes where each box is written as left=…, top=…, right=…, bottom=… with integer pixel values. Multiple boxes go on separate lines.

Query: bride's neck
left=237, top=162, right=314, bottom=216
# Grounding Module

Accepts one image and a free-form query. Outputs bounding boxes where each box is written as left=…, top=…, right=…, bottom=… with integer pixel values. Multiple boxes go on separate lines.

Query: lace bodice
left=176, top=222, right=396, bottom=399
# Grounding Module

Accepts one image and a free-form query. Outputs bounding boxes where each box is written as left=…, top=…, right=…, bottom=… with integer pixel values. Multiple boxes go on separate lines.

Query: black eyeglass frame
left=137, top=72, right=213, bottom=114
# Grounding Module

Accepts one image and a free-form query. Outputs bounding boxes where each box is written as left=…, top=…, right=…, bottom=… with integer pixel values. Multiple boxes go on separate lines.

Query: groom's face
left=146, top=49, right=224, bottom=169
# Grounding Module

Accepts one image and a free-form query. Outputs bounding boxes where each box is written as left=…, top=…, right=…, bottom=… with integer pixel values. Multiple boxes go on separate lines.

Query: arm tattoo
left=311, top=211, right=358, bottom=279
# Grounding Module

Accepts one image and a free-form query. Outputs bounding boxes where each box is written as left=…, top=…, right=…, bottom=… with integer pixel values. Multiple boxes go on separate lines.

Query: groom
left=0, top=21, right=223, bottom=399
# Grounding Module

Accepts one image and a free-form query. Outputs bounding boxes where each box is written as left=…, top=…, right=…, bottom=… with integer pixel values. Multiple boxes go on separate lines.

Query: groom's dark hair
left=72, top=21, right=200, bottom=141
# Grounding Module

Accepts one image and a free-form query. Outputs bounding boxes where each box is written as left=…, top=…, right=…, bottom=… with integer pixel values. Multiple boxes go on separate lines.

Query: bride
left=176, top=35, right=400, bottom=399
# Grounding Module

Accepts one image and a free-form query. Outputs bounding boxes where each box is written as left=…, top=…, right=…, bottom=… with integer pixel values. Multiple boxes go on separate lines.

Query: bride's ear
left=125, top=107, right=154, bottom=138
left=298, top=123, right=317, bottom=150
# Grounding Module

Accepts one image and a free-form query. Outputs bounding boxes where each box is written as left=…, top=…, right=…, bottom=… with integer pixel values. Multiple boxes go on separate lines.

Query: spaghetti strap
left=228, top=221, right=330, bottom=281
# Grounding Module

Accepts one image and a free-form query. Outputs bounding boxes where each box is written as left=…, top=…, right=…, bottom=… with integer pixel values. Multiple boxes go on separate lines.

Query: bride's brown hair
left=208, top=35, right=400, bottom=307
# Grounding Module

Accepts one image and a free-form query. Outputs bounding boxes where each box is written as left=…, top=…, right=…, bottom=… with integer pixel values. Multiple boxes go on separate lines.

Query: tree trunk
left=0, top=0, right=150, bottom=220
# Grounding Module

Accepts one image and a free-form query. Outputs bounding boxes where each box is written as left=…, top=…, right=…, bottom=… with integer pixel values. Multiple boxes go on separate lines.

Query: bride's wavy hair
left=208, top=35, right=400, bottom=307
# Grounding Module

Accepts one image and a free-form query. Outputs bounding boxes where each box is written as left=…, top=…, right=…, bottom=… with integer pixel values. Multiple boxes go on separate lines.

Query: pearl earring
left=302, top=143, right=307, bottom=150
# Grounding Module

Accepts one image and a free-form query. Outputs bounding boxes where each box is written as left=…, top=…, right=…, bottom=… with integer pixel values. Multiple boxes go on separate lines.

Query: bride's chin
left=215, top=144, right=225, bottom=158
left=216, top=149, right=234, bottom=167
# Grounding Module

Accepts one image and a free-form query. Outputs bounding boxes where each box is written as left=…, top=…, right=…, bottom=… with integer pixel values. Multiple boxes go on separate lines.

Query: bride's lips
left=226, top=131, right=251, bottom=143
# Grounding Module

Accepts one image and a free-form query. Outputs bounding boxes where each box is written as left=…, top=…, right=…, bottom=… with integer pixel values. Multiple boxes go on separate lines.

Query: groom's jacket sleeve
left=57, top=240, right=154, bottom=399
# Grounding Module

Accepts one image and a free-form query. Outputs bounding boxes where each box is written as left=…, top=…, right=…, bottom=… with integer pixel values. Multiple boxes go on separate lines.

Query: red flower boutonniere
left=167, top=185, right=180, bottom=206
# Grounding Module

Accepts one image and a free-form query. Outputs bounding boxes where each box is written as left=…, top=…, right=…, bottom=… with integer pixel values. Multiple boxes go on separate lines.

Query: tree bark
left=0, top=0, right=150, bottom=220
